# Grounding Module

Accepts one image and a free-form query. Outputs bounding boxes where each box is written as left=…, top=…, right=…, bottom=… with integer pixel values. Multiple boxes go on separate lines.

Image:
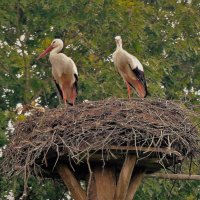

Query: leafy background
left=0, top=0, right=199, bottom=199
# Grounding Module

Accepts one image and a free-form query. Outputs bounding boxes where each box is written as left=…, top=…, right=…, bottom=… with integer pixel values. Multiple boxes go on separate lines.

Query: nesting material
left=2, top=98, right=199, bottom=177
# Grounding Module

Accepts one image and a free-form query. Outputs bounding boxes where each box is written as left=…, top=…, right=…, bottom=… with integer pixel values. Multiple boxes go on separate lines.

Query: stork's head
left=37, top=38, right=64, bottom=60
left=115, top=35, right=122, bottom=47
left=51, top=39, right=63, bottom=49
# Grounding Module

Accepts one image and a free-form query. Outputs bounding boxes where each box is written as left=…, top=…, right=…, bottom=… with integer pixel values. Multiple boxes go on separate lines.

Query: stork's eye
left=53, top=41, right=56, bottom=44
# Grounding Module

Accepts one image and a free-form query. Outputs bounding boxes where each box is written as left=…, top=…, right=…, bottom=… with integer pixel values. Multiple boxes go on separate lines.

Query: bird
left=112, top=36, right=148, bottom=98
left=37, top=39, right=78, bottom=106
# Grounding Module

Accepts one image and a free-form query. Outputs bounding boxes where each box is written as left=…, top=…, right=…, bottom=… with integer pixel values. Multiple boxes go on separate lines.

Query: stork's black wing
left=54, top=79, right=63, bottom=99
left=132, top=67, right=148, bottom=94
left=74, top=73, right=78, bottom=94
left=128, top=65, right=148, bottom=98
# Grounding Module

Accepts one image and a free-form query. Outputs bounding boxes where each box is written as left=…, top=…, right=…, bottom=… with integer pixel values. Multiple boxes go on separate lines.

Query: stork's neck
left=116, top=41, right=123, bottom=49
left=50, top=45, right=63, bottom=55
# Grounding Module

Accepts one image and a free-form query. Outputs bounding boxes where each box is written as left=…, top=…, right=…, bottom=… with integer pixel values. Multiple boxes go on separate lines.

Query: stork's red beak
left=37, top=45, right=54, bottom=60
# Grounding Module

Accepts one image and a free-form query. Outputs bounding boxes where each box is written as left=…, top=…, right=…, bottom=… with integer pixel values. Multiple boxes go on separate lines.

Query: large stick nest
left=2, top=98, right=200, bottom=177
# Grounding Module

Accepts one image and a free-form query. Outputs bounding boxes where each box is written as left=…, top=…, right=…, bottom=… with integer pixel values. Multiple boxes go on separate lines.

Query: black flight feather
left=129, top=65, right=148, bottom=97
left=74, top=74, right=78, bottom=95
left=54, top=79, right=73, bottom=106
left=54, top=79, right=63, bottom=99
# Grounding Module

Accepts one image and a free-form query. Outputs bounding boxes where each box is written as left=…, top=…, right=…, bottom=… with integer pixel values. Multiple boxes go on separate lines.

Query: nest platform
left=2, top=98, right=199, bottom=200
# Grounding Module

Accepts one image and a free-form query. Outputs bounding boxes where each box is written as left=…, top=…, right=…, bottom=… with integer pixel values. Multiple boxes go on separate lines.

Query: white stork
left=37, top=39, right=78, bottom=106
left=112, top=36, right=148, bottom=98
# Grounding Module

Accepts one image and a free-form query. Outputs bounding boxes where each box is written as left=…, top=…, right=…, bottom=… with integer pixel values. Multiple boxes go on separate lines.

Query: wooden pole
left=57, top=164, right=87, bottom=200
left=92, top=166, right=116, bottom=200
left=114, top=155, right=137, bottom=200
left=88, top=173, right=98, bottom=200
left=146, top=173, right=200, bottom=181
left=125, top=170, right=145, bottom=200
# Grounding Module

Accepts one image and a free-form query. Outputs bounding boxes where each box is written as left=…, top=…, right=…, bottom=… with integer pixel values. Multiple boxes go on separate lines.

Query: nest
left=2, top=98, right=199, bottom=178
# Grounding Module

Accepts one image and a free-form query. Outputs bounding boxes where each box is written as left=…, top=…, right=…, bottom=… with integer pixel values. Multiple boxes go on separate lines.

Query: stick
left=146, top=173, right=200, bottom=181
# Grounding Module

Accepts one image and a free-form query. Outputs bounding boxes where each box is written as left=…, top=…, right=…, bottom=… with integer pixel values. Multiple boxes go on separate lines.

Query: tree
left=0, top=0, right=199, bottom=199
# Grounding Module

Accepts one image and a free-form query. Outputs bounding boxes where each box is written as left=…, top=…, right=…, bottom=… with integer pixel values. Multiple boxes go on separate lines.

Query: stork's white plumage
left=112, top=36, right=148, bottom=98
left=37, top=39, right=78, bottom=106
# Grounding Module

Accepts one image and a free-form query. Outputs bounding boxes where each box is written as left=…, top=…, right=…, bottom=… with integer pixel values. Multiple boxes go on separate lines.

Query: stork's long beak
left=37, top=45, right=54, bottom=60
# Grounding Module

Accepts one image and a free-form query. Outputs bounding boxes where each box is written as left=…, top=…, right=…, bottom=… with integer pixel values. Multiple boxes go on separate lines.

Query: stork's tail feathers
left=128, top=80, right=148, bottom=98
left=129, top=65, right=148, bottom=98
left=68, top=74, right=78, bottom=106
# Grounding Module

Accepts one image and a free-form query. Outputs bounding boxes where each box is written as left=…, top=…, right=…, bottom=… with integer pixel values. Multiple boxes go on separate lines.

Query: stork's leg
left=125, top=81, right=131, bottom=99
left=70, top=93, right=74, bottom=106
left=61, top=87, right=67, bottom=106
left=63, top=96, right=67, bottom=106
left=70, top=96, right=75, bottom=106
left=70, top=88, right=76, bottom=106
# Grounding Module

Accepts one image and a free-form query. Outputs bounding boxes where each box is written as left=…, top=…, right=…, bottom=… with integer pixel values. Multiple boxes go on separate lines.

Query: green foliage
left=136, top=179, right=200, bottom=200
left=0, top=176, right=66, bottom=200
left=0, top=0, right=199, bottom=199
left=14, top=177, right=66, bottom=200
left=0, top=133, right=7, bottom=147
left=0, top=110, right=10, bottom=147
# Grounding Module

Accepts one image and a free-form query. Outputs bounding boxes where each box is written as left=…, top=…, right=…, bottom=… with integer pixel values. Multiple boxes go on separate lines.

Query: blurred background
left=0, top=0, right=199, bottom=199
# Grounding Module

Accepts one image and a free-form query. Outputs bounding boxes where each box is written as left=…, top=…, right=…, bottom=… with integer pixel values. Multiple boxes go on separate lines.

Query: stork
left=37, top=39, right=78, bottom=106
left=112, top=36, right=148, bottom=98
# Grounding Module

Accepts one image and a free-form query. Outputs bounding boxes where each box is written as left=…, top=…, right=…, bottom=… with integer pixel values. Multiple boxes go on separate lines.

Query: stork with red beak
left=37, top=39, right=78, bottom=106
left=112, top=36, right=148, bottom=98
